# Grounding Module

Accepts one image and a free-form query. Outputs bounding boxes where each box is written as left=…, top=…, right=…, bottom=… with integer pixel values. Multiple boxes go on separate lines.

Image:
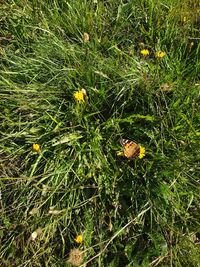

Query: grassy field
left=0, top=0, right=199, bottom=266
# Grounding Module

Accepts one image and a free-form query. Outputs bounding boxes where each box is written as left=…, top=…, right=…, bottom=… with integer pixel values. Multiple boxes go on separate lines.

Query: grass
left=0, top=0, right=199, bottom=266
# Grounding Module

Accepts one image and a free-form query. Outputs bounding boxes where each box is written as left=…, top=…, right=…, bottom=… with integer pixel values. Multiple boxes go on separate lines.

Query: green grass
left=0, top=0, right=199, bottom=266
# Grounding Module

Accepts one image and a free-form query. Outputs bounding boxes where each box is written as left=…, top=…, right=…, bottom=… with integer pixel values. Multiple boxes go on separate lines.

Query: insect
left=120, top=138, right=140, bottom=159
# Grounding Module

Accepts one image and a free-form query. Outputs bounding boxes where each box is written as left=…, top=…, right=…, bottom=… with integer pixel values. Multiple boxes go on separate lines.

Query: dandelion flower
left=139, top=145, right=146, bottom=159
left=67, top=248, right=84, bottom=266
left=32, top=143, right=41, bottom=153
left=73, top=89, right=87, bottom=103
left=116, top=151, right=124, bottom=157
left=74, top=234, right=83, bottom=244
left=140, top=49, right=150, bottom=57
left=155, top=51, right=166, bottom=58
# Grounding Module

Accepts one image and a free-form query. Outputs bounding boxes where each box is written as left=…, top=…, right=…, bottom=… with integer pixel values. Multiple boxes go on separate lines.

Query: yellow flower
left=140, top=49, right=150, bottom=57
left=73, top=89, right=87, bottom=102
left=155, top=51, right=166, bottom=58
left=138, top=145, right=146, bottom=159
left=32, top=143, right=41, bottom=153
left=116, top=151, right=124, bottom=157
left=74, top=234, right=83, bottom=244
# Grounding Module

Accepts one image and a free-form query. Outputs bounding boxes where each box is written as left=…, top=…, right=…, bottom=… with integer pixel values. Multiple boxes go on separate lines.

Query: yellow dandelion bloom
left=73, top=89, right=87, bottom=102
left=140, top=49, right=150, bottom=57
left=155, top=51, right=166, bottom=58
left=74, top=234, right=83, bottom=244
left=116, top=151, right=124, bottom=157
left=32, top=143, right=41, bottom=153
left=138, top=145, right=146, bottom=159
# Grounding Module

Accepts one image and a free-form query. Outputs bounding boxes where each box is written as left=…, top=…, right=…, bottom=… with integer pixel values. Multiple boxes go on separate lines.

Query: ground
left=0, top=0, right=199, bottom=266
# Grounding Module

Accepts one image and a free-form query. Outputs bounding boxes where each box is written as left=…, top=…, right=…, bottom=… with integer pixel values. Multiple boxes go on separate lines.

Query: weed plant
left=0, top=0, right=199, bottom=266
